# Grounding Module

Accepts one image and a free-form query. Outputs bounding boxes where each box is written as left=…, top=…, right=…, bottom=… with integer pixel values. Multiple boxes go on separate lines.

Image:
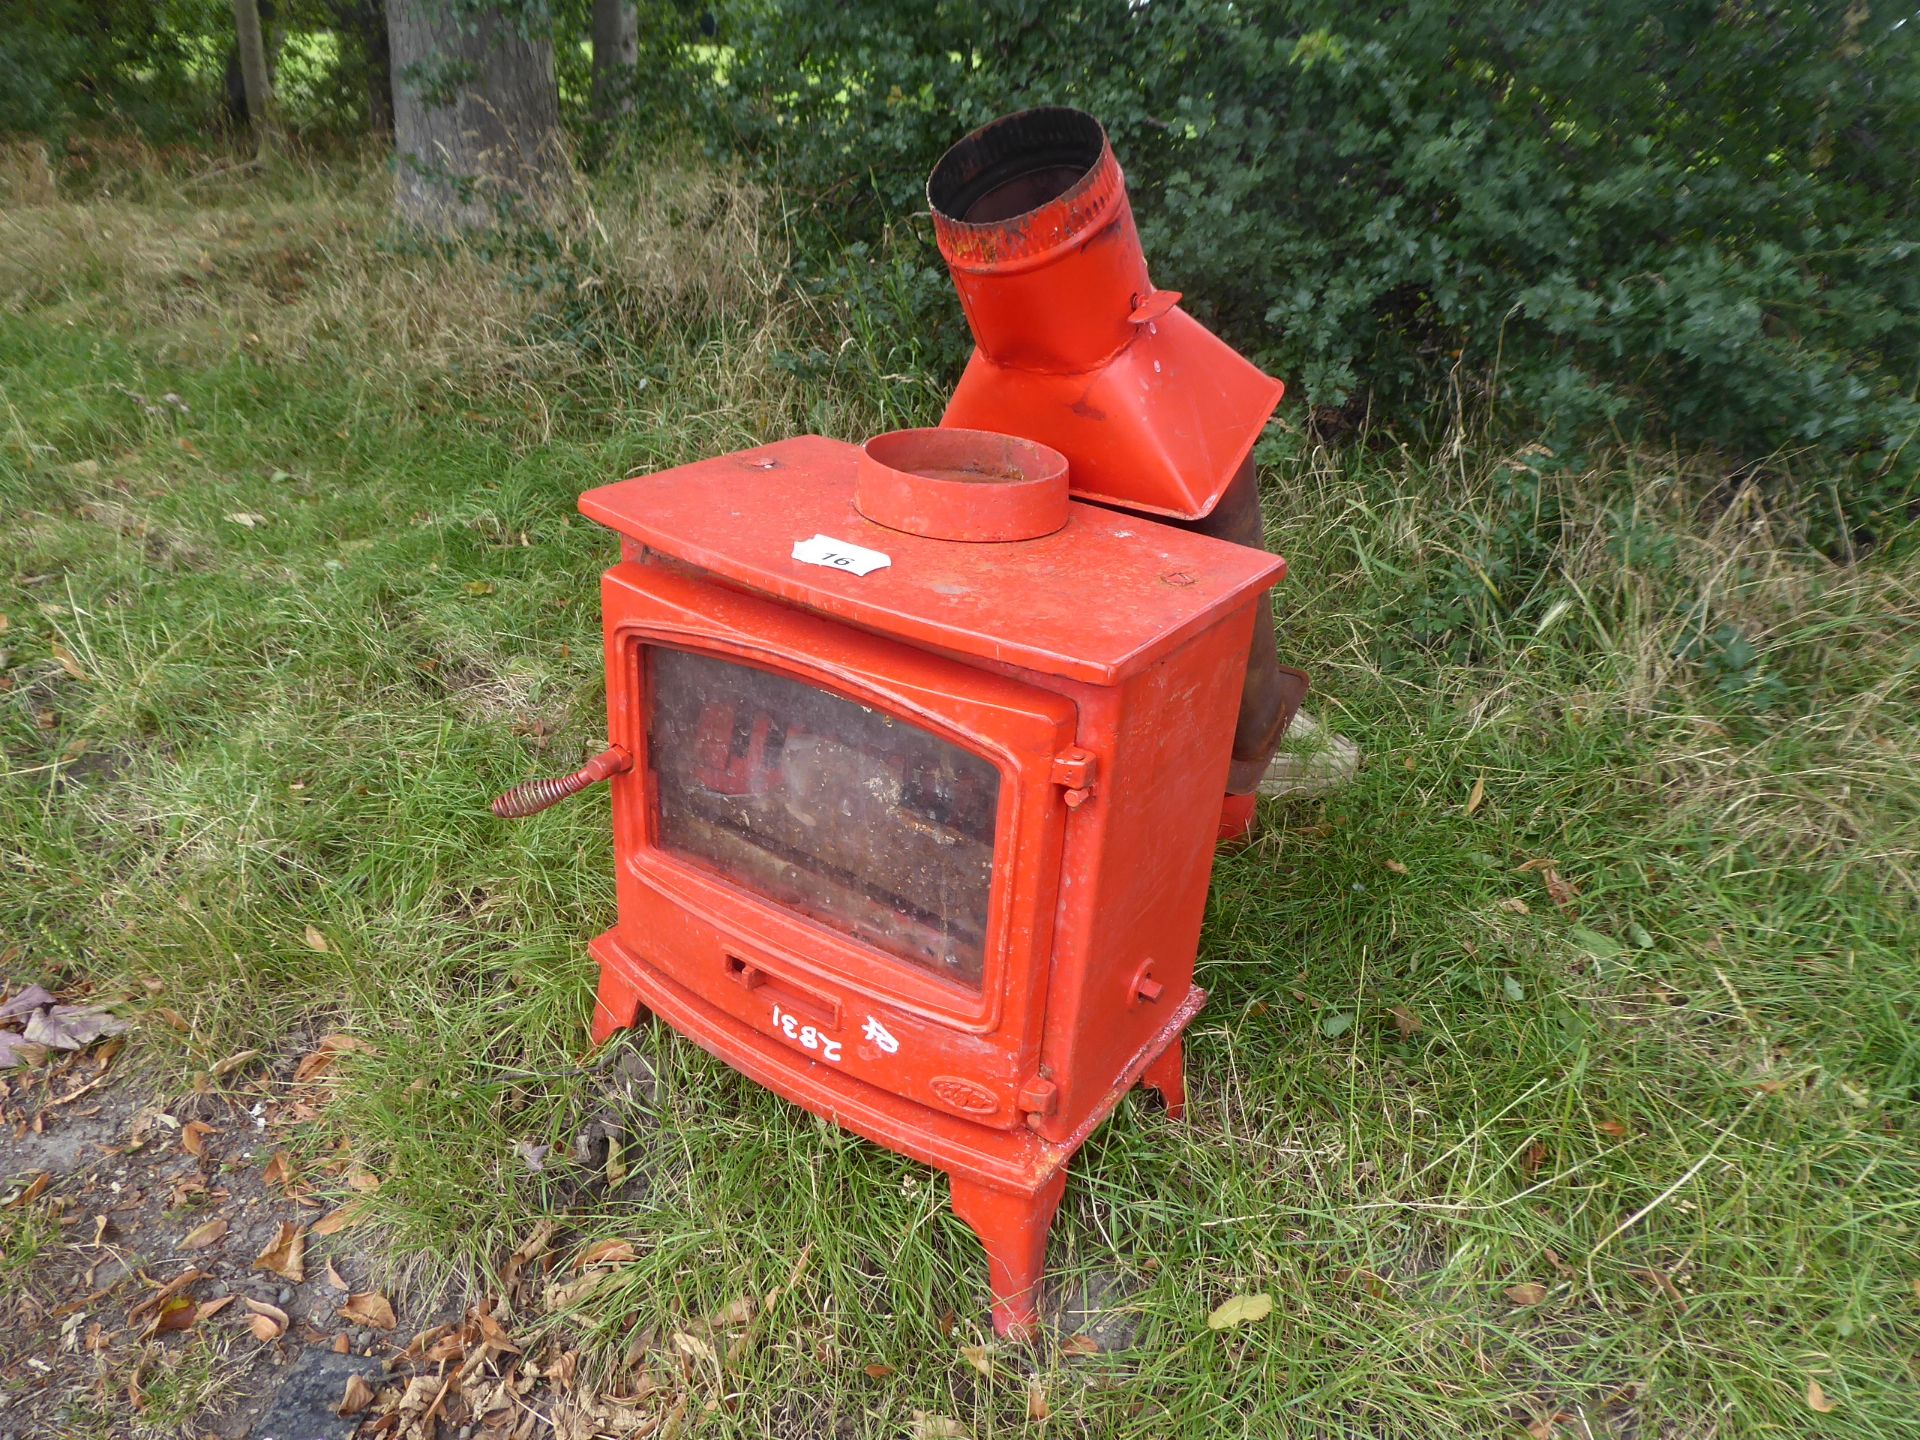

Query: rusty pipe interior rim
left=927, top=107, right=1124, bottom=267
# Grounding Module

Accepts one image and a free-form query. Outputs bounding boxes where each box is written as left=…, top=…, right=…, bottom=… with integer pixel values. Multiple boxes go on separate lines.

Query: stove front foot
left=1140, top=1037, right=1186, bottom=1120
left=590, top=966, right=649, bottom=1046
left=948, top=1167, right=1068, bottom=1342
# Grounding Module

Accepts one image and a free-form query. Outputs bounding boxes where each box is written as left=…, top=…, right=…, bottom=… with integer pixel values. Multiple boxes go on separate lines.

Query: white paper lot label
left=792, top=534, right=892, bottom=576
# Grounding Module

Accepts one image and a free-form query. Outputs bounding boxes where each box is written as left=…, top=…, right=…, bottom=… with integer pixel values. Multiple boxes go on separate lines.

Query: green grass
left=1, top=150, right=1916, bottom=1438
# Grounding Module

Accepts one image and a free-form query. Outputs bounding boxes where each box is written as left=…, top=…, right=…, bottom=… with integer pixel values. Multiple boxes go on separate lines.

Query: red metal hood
left=927, top=107, right=1284, bottom=521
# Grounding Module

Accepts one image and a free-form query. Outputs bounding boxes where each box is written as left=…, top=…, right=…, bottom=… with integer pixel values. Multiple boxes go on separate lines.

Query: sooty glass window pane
left=647, top=648, right=1000, bottom=989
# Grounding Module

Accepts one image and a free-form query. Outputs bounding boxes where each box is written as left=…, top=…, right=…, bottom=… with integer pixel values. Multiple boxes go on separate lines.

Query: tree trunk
left=231, top=0, right=278, bottom=157
left=590, top=0, right=639, bottom=118
left=384, top=0, right=565, bottom=230
left=338, top=0, right=393, bottom=134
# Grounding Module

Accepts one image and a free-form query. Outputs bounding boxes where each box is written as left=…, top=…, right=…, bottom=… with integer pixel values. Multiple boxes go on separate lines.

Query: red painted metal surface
left=578, top=435, right=1281, bottom=687
left=568, top=440, right=1284, bottom=1336
left=855, top=427, right=1068, bottom=543
left=928, top=107, right=1285, bottom=520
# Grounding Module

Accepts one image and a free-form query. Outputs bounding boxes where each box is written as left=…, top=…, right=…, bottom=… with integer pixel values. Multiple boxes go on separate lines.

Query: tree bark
left=330, top=0, right=393, bottom=134
left=365, top=10, right=394, bottom=136
left=590, top=0, right=639, bottom=118
left=231, top=0, right=278, bottom=157
left=384, top=0, right=565, bottom=230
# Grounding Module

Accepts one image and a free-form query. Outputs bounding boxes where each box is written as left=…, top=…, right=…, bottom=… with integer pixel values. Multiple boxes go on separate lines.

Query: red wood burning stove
left=491, top=107, right=1294, bottom=1338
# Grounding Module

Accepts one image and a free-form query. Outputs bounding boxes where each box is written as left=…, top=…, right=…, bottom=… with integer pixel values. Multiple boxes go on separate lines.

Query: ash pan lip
left=927, top=107, right=1123, bottom=266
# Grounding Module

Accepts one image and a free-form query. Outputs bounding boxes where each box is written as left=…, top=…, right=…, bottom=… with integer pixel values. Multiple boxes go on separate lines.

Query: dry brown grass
left=0, top=147, right=792, bottom=422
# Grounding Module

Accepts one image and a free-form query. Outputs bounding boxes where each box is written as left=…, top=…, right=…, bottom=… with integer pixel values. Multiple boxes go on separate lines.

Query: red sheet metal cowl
left=928, top=107, right=1284, bottom=520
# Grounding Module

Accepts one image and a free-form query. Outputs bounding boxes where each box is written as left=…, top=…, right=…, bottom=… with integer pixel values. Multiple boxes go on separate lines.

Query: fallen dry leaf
left=1597, top=1119, right=1630, bottom=1138
left=253, top=1220, right=306, bottom=1282
left=911, top=1415, right=970, bottom=1440
left=24, top=1004, right=129, bottom=1050
left=245, top=1298, right=288, bottom=1341
left=959, top=1344, right=992, bottom=1378
left=127, top=1268, right=205, bottom=1325
left=1465, top=776, right=1486, bottom=815
left=1383, top=858, right=1409, bottom=875
left=1206, top=1292, right=1273, bottom=1329
left=194, top=1295, right=236, bottom=1324
left=572, top=1239, right=638, bottom=1274
left=1026, top=1379, right=1051, bottom=1421
left=210, top=1048, right=261, bottom=1079
left=544, top=1271, right=613, bottom=1312
left=1806, top=1378, right=1836, bottom=1413
left=1059, top=1333, right=1100, bottom=1357
left=149, top=1295, right=197, bottom=1336
left=180, top=1216, right=228, bottom=1250
left=310, top=1200, right=366, bottom=1236
left=302, top=924, right=329, bottom=953
left=337, top=1374, right=376, bottom=1418
left=262, top=1151, right=295, bottom=1193
left=0, top=1032, right=50, bottom=1069
left=670, top=1329, right=718, bottom=1366
left=1388, top=1005, right=1422, bottom=1038
left=1542, top=867, right=1579, bottom=910
left=0, top=984, right=55, bottom=1021
left=50, top=643, right=87, bottom=681
left=1632, top=1266, right=1684, bottom=1301
left=4, top=1175, right=49, bottom=1213
left=293, top=1049, right=337, bottom=1084
left=340, top=1291, right=397, bottom=1330
left=1496, top=896, right=1532, bottom=915
left=469, top=1301, right=521, bottom=1355
left=323, top=1259, right=349, bottom=1292
left=1505, top=1282, right=1548, bottom=1306
left=863, top=1363, right=895, bottom=1379
left=181, top=1120, right=214, bottom=1157
left=1336, top=1266, right=1389, bottom=1297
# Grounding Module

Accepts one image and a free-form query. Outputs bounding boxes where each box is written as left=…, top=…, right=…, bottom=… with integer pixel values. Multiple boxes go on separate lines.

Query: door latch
left=1049, top=748, right=1097, bottom=809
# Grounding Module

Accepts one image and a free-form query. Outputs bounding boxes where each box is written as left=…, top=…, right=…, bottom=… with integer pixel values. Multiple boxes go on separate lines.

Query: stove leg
left=590, top=968, right=647, bottom=1046
left=948, top=1168, right=1067, bottom=1342
left=1141, top=1038, right=1186, bottom=1120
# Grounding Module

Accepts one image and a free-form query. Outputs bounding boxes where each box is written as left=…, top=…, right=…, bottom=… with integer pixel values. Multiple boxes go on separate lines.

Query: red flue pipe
left=928, top=108, right=1303, bottom=804
left=928, top=107, right=1285, bottom=522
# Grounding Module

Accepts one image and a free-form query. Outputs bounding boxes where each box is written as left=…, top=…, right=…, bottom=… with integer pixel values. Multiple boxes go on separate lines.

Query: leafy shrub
left=696, top=1, right=1920, bottom=526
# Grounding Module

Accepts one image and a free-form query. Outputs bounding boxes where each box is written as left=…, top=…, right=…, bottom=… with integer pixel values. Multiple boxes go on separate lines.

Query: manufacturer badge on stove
left=930, top=1075, right=998, bottom=1115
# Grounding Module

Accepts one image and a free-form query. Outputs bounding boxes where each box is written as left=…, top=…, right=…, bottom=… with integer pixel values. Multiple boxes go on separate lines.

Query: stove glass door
left=646, top=646, right=1001, bottom=991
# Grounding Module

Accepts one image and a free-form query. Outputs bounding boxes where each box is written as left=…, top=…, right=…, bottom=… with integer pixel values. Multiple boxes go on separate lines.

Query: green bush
left=698, top=1, right=1920, bottom=525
